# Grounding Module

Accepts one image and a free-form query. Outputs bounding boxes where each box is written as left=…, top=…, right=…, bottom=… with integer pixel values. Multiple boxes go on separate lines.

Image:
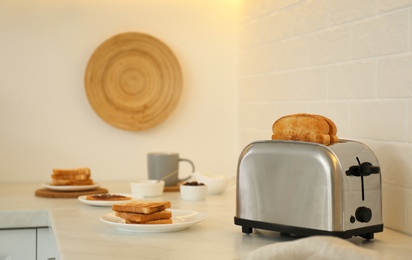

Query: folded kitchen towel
left=239, top=236, right=380, bottom=260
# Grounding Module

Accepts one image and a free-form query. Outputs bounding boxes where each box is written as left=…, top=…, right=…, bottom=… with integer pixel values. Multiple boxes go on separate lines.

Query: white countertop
left=1, top=182, right=412, bottom=259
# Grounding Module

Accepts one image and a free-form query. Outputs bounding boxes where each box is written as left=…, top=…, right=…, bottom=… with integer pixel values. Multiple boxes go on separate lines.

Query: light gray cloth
left=239, top=236, right=380, bottom=260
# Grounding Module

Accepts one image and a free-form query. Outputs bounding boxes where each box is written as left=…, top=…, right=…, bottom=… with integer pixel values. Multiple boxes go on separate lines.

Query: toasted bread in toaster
left=112, top=201, right=171, bottom=214
left=271, top=132, right=331, bottom=145
left=315, top=115, right=338, bottom=144
left=271, top=113, right=338, bottom=145
left=115, top=210, right=172, bottom=223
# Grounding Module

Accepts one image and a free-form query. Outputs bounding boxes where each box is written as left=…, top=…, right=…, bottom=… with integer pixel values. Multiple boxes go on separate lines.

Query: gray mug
left=147, top=153, right=195, bottom=186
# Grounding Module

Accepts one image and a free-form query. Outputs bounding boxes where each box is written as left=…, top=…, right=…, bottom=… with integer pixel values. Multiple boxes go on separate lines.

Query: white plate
left=78, top=194, right=134, bottom=207
left=42, top=183, right=100, bottom=191
left=100, top=209, right=207, bottom=233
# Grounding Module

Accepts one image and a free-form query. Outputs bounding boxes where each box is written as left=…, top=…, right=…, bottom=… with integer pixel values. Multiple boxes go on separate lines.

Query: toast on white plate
left=51, top=167, right=94, bottom=186
left=112, top=200, right=172, bottom=224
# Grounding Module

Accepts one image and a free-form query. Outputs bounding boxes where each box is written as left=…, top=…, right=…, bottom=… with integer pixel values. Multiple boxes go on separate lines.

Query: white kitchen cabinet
left=0, top=228, right=36, bottom=260
left=0, top=228, right=58, bottom=260
left=37, top=227, right=58, bottom=260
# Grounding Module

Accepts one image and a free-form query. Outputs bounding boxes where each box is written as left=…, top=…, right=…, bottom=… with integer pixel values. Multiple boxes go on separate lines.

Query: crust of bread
left=271, top=113, right=338, bottom=145
left=314, top=115, right=338, bottom=144
left=316, top=115, right=337, bottom=135
left=112, top=201, right=171, bottom=214
left=115, top=210, right=172, bottom=223
left=125, top=219, right=173, bottom=224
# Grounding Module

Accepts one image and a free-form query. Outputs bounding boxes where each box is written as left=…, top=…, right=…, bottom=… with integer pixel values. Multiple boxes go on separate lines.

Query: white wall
left=239, top=0, right=412, bottom=235
left=3, top=0, right=411, bottom=237
left=0, top=0, right=240, bottom=182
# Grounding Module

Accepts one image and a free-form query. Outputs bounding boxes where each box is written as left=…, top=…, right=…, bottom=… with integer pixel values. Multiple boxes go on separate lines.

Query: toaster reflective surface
left=236, top=140, right=382, bottom=233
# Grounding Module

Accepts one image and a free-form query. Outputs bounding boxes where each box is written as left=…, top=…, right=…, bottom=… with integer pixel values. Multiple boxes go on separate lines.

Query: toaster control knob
left=356, top=206, right=372, bottom=223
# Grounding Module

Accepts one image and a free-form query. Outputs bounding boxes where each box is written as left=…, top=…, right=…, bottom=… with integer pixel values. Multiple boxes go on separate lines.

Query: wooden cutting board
left=164, top=185, right=180, bottom=192
left=35, top=188, right=108, bottom=198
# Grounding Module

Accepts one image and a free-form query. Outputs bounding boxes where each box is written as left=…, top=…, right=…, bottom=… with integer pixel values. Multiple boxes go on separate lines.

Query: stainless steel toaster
left=234, top=140, right=383, bottom=240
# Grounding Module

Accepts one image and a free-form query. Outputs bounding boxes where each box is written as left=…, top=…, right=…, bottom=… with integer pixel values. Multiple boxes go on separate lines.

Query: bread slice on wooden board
left=271, top=113, right=338, bottom=145
left=112, top=201, right=171, bottom=214
left=125, top=219, right=173, bottom=224
left=115, top=210, right=172, bottom=223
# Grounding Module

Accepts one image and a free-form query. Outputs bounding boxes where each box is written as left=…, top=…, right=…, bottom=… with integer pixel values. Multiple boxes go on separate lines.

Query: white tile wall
left=377, top=55, right=412, bottom=98
left=239, top=0, right=412, bottom=236
left=351, top=10, right=409, bottom=59
left=350, top=101, right=407, bottom=141
left=329, top=0, right=377, bottom=26
left=307, top=27, right=351, bottom=66
left=328, top=61, right=376, bottom=99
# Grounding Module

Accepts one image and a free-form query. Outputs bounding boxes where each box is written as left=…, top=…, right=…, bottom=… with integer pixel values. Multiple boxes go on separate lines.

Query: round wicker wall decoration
left=84, top=32, right=183, bottom=131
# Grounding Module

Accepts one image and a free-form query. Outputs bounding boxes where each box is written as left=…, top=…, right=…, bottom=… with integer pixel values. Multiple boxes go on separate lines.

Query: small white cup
left=192, top=172, right=236, bottom=195
left=130, top=180, right=165, bottom=198
left=180, top=183, right=207, bottom=201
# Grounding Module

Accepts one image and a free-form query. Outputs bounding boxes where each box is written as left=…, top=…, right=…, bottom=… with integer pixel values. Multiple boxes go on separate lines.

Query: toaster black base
left=234, top=217, right=383, bottom=240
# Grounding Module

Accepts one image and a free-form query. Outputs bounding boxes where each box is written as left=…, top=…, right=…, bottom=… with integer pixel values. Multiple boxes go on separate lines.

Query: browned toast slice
left=315, top=115, right=338, bottom=144
left=115, top=210, right=172, bottom=223
left=51, top=179, right=94, bottom=186
left=125, top=219, right=173, bottom=224
left=271, top=113, right=338, bottom=145
left=112, top=201, right=171, bottom=214
left=51, top=173, right=90, bottom=181
left=53, top=168, right=91, bottom=176
left=51, top=167, right=93, bottom=185
left=271, top=132, right=330, bottom=145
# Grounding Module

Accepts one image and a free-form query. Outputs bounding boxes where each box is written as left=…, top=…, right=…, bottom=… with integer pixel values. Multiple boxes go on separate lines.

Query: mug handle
left=226, top=174, right=236, bottom=191
left=178, top=158, right=195, bottom=182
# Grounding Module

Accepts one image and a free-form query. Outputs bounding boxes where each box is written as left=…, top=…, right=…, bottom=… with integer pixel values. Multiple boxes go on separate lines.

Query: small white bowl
left=129, top=180, right=165, bottom=198
left=193, top=172, right=236, bottom=195
left=180, top=183, right=207, bottom=201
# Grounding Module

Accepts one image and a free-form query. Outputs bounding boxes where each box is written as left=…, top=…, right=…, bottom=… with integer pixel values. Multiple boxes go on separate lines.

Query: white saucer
left=78, top=194, right=133, bottom=207
left=100, top=209, right=207, bottom=233
left=42, top=183, right=100, bottom=191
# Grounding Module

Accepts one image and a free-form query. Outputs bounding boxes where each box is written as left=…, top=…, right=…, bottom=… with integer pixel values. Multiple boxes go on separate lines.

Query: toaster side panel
left=236, top=141, right=343, bottom=231
left=329, top=140, right=383, bottom=231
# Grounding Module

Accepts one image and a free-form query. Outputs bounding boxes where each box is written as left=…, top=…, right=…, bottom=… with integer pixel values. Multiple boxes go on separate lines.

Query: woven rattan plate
left=85, top=32, right=183, bottom=131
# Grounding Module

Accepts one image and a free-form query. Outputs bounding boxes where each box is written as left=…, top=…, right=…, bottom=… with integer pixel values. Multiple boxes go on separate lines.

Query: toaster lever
left=345, top=162, right=380, bottom=177
left=346, top=159, right=380, bottom=201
